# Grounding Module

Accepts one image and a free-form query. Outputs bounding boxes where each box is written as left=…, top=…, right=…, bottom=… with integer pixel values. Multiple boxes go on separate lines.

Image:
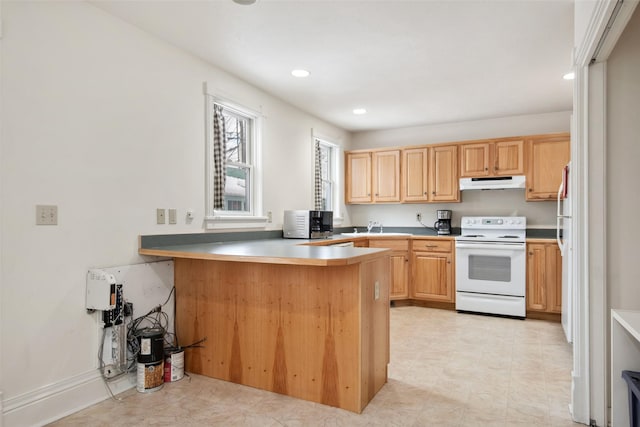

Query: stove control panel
left=461, top=216, right=526, bottom=229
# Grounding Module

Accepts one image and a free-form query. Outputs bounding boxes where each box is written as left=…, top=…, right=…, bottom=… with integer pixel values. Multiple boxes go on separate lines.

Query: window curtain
left=213, top=104, right=227, bottom=210
left=314, top=139, right=322, bottom=210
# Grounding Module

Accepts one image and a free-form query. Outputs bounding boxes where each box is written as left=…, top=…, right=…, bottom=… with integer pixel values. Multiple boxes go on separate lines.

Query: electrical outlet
left=416, top=213, right=422, bottom=222
left=168, top=209, right=177, bottom=224
left=267, top=211, right=273, bottom=223
left=156, top=208, right=166, bottom=224
left=36, top=205, right=58, bottom=225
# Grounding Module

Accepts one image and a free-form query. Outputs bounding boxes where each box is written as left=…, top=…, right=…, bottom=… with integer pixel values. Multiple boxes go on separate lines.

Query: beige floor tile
left=49, top=306, right=577, bottom=427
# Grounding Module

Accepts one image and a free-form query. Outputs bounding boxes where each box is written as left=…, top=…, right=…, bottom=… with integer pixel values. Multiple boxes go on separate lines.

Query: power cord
left=417, top=218, right=438, bottom=231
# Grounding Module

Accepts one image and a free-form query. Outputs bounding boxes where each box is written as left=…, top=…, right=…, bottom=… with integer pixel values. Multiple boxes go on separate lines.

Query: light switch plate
left=374, top=281, right=380, bottom=300
left=156, top=208, right=166, bottom=224
left=168, top=209, right=177, bottom=224
left=36, top=205, right=58, bottom=225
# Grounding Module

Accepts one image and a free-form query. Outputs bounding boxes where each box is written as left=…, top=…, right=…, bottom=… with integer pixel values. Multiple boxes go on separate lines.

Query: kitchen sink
left=340, top=232, right=412, bottom=237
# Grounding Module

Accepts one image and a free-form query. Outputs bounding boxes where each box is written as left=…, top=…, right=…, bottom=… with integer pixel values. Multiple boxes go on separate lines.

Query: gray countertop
left=139, top=237, right=391, bottom=266
left=139, top=227, right=557, bottom=266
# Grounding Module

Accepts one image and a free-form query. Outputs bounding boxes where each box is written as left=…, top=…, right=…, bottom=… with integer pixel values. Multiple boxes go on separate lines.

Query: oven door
left=455, top=242, right=526, bottom=296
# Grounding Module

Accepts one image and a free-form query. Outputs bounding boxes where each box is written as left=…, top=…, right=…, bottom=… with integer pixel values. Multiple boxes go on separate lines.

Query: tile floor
left=50, top=306, right=581, bottom=426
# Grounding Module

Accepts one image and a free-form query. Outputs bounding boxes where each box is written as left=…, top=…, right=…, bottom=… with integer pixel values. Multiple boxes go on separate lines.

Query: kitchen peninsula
left=139, top=236, right=391, bottom=413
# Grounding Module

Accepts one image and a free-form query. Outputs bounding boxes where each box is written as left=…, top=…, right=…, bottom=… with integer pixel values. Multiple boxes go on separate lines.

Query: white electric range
left=455, top=216, right=527, bottom=318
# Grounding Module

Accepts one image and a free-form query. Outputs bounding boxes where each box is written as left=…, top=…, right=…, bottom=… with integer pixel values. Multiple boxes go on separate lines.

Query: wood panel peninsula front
left=139, top=237, right=391, bottom=413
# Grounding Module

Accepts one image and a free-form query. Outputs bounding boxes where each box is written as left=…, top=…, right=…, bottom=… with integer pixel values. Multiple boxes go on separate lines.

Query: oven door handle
left=455, top=243, right=526, bottom=251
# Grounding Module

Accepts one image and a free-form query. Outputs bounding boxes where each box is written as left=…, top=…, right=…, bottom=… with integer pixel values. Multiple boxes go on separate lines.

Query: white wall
left=0, top=1, right=350, bottom=423
left=348, top=111, right=571, bottom=228
left=606, top=6, right=640, bottom=310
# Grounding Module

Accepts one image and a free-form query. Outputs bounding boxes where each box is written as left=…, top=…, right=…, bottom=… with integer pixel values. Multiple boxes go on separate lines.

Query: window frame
left=204, top=92, right=265, bottom=229
left=313, top=136, right=342, bottom=224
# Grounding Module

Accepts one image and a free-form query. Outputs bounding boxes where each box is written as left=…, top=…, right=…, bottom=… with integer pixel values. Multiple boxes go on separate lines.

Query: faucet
left=367, top=221, right=383, bottom=233
left=367, top=221, right=377, bottom=233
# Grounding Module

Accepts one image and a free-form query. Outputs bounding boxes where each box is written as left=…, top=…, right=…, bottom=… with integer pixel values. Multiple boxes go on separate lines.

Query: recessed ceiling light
left=291, top=69, right=310, bottom=78
left=563, top=72, right=575, bottom=80
left=233, top=0, right=256, bottom=5
left=353, top=108, right=367, bottom=115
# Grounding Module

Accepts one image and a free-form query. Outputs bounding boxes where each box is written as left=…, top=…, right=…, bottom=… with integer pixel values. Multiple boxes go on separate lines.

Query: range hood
left=460, top=175, right=526, bottom=190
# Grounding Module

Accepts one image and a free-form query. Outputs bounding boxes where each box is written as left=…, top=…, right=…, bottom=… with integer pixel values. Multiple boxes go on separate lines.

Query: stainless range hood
left=459, top=175, right=526, bottom=190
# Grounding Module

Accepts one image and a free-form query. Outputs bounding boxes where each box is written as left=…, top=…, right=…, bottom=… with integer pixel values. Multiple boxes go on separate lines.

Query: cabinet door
left=390, top=252, right=409, bottom=299
left=494, top=140, right=525, bottom=176
left=459, top=142, right=491, bottom=177
left=369, top=239, right=409, bottom=300
left=411, top=251, right=453, bottom=302
left=345, top=152, right=372, bottom=203
left=430, top=145, right=459, bottom=202
left=526, top=135, right=570, bottom=201
left=402, top=147, right=429, bottom=202
left=372, top=150, right=401, bottom=202
left=527, top=242, right=563, bottom=314
left=547, top=244, right=562, bottom=313
left=526, top=243, right=547, bottom=311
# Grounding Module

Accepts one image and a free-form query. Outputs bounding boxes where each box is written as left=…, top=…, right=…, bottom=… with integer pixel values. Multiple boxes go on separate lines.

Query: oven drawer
left=412, top=239, right=452, bottom=252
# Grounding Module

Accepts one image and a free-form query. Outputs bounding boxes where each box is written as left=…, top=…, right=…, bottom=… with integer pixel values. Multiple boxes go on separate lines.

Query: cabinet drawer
left=412, top=239, right=452, bottom=252
left=368, top=239, right=409, bottom=250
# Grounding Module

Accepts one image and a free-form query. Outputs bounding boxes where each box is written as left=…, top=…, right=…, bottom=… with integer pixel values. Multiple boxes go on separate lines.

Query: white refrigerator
left=557, top=162, right=572, bottom=343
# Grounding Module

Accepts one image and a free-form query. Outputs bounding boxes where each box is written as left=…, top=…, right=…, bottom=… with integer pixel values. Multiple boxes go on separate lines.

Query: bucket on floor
left=136, top=327, right=164, bottom=364
left=136, top=360, right=164, bottom=392
left=164, top=347, right=185, bottom=382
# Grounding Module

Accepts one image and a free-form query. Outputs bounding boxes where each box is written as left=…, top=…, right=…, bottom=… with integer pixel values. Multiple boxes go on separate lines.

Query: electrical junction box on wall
left=86, top=269, right=117, bottom=310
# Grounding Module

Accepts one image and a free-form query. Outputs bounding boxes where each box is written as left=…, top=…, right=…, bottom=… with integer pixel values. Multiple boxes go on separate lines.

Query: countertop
left=139, top=228, right=558, bottom=266
left=139, top=237, right=392, bottom=266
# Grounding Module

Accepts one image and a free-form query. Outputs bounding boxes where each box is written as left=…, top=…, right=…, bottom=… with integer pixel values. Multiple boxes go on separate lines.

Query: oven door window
left=468, top=255, right=511, bottom=282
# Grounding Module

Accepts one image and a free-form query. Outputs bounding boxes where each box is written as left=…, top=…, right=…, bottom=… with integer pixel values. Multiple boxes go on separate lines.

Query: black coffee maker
left=434, top=210, right=452, bottom=235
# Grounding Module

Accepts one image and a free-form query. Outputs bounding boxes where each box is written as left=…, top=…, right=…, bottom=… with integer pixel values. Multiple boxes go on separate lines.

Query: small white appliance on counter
left=455, top=216, right=527, bottom=318
left=283, top=210, right=333, bottom=239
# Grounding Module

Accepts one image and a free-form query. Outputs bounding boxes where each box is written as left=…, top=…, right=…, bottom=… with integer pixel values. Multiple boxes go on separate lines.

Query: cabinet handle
left=529, top=252, right=533, bottom=256
left=447, top=261, right=451, bottom=264
left=485, top=167, right=488, bottom=171
left=432, top=191, right=436, bottom=195
left=528, top=188, right=532, bottom=192
left=423, top=192, right=427, bottom=195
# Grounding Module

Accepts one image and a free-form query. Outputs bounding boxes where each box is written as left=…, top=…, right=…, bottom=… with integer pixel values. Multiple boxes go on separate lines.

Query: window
left=205, top=93, right=264, bottom=229
left=221, top=108, right=252, bottom=213
left=314, top=137, right=341, bottom=221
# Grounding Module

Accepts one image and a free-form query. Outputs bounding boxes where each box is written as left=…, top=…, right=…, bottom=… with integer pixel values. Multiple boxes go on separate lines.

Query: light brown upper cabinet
left=402, top=147, right=429, bottom=202
left=372, top=150, right=401, bottom=202
left=430, top=145, right=459, bottom=202
left=345, top=149, right=400, bottom=204
left=401, top=145, right=459, bottom=203
left=345, top=151, right=372, bottom=203
left=526, top=133, right=570, bottom=201
left=459, top=139, right=525, bottom=178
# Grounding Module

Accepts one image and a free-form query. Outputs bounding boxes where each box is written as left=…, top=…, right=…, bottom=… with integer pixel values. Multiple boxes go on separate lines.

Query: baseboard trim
left=2, top=369, right=134, bottom=426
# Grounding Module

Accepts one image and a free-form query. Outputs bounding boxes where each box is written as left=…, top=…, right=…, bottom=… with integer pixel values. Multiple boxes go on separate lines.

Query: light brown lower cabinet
left=410, top=238, right=455, bottom=302
left=369, top=238, right=409, bottom=300
left=526, top=241, right=562, bottom=313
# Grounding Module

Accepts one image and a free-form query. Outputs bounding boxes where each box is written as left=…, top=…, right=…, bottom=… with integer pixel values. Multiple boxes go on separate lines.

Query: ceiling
left=91, top=0, right=575, bottom=132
